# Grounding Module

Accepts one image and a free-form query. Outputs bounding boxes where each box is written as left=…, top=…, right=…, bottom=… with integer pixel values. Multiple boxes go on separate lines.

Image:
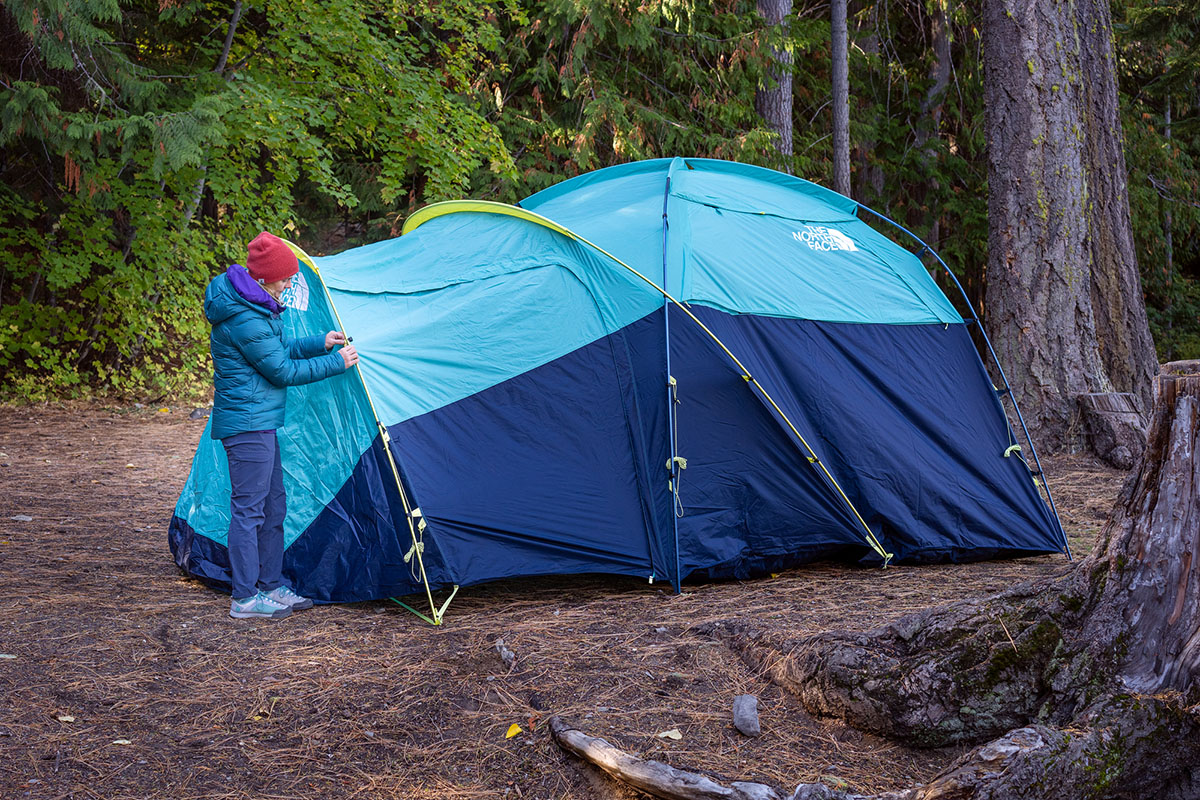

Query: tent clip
left=411, top=507, right=427, bottom=534
left=1004, top=444, right=1022, bottom=458
left=403, top=541, right=425, bottom=564
left=666, top=456, right=688, bottom=473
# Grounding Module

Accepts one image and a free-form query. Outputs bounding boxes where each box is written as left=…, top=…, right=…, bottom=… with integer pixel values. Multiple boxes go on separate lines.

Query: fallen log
left=547, top=716, right=782, bottom=800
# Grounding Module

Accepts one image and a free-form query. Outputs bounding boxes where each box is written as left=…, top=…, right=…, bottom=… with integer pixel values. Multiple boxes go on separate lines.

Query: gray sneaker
left=230, top=591, right=292, bottom=619
left=265, top=585, right=313, bottom=610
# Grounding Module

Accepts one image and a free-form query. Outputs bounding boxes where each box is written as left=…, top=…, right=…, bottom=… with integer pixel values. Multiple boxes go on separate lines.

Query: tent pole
left=661, top=161, right=684, bottom=592
left=403, top=201, right=893, bottom=565
left=853, top=206, right=1071, bottom=559
left=286, top=243, right=447, bottom=623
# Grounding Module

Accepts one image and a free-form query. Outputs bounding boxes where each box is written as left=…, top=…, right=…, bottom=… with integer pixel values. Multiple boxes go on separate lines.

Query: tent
left=169, top=157, right=1066, bottom=619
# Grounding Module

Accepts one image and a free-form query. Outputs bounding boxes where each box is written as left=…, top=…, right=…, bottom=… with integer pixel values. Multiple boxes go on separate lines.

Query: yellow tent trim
left=402, top=199, right=576, bottom=238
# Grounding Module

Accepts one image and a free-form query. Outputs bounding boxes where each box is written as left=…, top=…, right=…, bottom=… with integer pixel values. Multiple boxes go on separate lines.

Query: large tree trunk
left=982, top=0, right=1156, bottom=454
left=553, top=372, right=1200, bottom=799
left=756, top=0, right=793, bottom=170
left=830, top=0, right=851, bottom=196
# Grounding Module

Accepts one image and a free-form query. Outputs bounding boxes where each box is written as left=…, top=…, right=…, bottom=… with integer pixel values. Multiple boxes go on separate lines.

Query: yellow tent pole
left=403, top=203, right=893, bottom=565
left=285, top=241, right=447, bottom=624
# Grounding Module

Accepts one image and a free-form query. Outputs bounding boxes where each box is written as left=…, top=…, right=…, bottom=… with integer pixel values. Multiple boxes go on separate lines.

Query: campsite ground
left=0, top=404, right=1124, bottom=800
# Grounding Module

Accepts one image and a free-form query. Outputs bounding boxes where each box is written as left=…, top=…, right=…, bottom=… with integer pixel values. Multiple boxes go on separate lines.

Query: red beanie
left=245, top=231, right=298, bottom=283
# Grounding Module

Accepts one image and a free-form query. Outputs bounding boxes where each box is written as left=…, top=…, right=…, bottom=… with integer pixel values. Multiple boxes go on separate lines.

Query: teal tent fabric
left=522, top=157, right=960, bottom=324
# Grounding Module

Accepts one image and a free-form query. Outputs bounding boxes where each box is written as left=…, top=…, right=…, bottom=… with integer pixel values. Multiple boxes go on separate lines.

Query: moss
left=981, top=620, right=1062, bottom=691
left=1027, top=59, right=1036, bottom=75
left=1080, top=732, right=1126, bottom=794
left=1058, top=592, right=1085, bottom=613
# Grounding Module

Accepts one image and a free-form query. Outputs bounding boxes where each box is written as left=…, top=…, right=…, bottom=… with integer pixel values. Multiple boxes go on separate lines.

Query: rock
left=11, top=515, right=32, bottom=522
left=731, top=782, right=783, bottom=800
left=189, top=407, right=212, bottom=420
left=733, top=694, right=761, bottom=737
left=1076, top=392, right=1146, bottom=469
left=494, top=638, right=517, bottom=671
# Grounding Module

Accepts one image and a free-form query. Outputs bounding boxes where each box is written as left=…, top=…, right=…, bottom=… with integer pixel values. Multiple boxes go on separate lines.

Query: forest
left=1, top=0, right=1197, bottom=404
left=7, top=3, right=1200, bottom=799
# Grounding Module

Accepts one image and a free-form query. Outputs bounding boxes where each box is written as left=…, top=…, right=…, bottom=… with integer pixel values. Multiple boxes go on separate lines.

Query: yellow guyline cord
left=285, top=242, right=454, bottom=625
left=402, top=202, right=893, bottom=565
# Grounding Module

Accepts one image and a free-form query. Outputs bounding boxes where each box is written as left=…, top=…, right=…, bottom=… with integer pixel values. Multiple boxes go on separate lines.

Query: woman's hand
left=325, top=330, right=348, bottom=350
left=340, top=345, right=359, bottom=370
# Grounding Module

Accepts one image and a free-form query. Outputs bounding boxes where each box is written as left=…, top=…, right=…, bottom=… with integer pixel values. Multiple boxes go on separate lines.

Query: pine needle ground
left=0, top=406, right=1124, bottom=799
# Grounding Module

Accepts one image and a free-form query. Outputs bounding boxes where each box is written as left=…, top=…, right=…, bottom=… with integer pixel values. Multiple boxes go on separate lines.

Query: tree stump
left=698, top=372, right=1200, bottom=798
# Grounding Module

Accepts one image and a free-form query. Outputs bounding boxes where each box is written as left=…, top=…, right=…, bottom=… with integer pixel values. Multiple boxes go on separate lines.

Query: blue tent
left=170, top=158, right=1066, bottom=618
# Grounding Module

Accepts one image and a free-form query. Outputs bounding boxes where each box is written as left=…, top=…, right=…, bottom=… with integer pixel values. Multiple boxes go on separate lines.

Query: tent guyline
left=852, top=205, right=1071, bottom=560
left=402, top=200, right=895, bottom=567
left=288, top=243, right=456, bottom=625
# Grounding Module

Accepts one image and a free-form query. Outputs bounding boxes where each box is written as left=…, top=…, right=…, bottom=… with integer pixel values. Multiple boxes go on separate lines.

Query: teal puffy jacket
left=204, top=266, right=345, bottom=440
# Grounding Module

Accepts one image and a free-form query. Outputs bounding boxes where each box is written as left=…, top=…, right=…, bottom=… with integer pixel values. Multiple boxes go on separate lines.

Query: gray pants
left=222, top=430, right=285, bottom=601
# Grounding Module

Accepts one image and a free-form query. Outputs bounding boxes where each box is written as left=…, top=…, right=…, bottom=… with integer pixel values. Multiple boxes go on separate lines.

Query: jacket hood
left=205, top=266, right=285, bottom=325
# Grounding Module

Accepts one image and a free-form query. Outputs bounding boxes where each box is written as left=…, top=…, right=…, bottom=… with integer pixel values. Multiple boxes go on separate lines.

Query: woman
left=204, top=231, right=359, bottom=619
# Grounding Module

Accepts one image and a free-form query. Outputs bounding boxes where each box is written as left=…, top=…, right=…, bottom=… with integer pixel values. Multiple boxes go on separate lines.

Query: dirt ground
left=0, top=404, right=1126, bottom=800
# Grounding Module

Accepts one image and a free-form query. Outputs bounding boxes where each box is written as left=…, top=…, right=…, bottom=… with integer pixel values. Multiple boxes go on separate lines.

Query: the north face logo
left=281, top=270, right=310, bottom=311
left=792, top=225, right=858, bottom=252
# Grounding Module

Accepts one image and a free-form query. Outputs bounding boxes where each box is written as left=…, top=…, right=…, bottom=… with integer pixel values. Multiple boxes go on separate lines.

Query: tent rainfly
left=170, top=158, right=1067, bottom=622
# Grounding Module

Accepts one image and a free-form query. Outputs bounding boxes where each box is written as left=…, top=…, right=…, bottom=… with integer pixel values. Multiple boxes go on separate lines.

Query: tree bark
left=982, top=0, right=1156, bottom=453
left=830, top=0, right=850, bottom=196
left=756, top=0, right=793, bottom=170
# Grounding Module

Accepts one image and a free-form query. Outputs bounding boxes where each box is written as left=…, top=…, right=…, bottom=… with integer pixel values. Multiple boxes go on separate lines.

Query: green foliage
left=0, top=0, right=518, bottom=397
left=1116, top=0, right=1200, bottom=359
left=2, top=0, right=1198, bottom=398
left=476, top=0, right=782, bottom=200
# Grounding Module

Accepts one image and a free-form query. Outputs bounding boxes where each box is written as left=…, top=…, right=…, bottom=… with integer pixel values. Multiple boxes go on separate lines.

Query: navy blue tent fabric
left=686, top=307, right=1059, bottom=563
left=169, top=434, right=443, bottom=602
left=664, top=306, right=876, bottom=579
left=387, top=311, right=678, bottom=588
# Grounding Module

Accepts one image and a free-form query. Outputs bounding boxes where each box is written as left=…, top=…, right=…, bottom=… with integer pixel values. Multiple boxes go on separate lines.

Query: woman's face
left=261, top=274, right=293, bottom=300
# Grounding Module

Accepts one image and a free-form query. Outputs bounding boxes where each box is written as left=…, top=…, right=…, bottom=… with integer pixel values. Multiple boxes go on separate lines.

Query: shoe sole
left=288, top=599, right=314, bottom=610
left=229, top=607, right=292, bottom=619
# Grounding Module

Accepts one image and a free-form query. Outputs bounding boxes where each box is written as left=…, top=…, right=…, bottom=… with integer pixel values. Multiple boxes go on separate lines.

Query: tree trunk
left=851, top=5, right=883, bottom=206
left=1075, top=0, right=1157, bottom=413
left=698, top=371, right=1200, bottom=798
left=756, top=0, right=793, bottom=170
left=913, top=1, right=951, bottom=245
left=830, top=0, right=850, bottom=196
left=982, top=0, right=1156, bottom=454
